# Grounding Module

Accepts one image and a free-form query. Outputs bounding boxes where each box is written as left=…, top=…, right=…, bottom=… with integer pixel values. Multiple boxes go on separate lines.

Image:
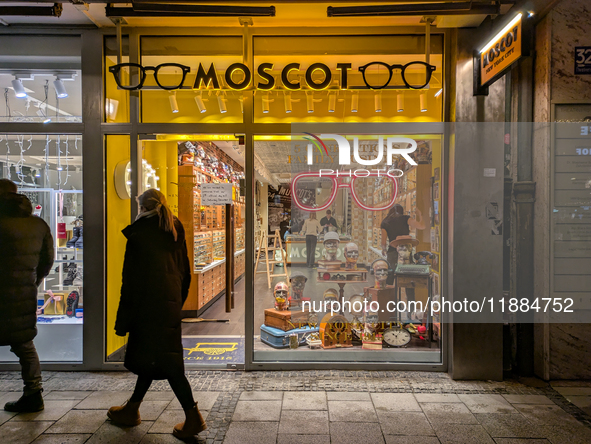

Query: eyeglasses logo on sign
left=109, top=61, right=437, bottom=91
left=291, top=133, right=417, bottom=212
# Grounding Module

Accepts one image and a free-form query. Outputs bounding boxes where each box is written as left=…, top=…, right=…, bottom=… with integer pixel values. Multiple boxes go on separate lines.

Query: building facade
left=0, top=0, right=588, bottom=380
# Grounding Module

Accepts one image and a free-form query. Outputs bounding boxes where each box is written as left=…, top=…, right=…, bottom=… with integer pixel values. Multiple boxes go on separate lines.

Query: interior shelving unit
left=178, top=165, right=246, bottom=316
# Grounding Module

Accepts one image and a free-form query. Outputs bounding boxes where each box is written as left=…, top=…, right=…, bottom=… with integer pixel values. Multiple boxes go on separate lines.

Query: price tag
left=201, top=183, right=233, bottom=205
left=575, top=47, right=591, bottom=75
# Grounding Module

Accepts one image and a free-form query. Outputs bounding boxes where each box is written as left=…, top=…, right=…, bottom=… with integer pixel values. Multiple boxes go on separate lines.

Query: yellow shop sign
left=480, top=13, right=523, bottom=86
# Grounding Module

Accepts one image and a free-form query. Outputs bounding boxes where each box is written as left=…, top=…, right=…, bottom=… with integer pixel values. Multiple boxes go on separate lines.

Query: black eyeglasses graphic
left=109, top=63, right=191, bottom=91
left=358, top=61, right=436, bottom=90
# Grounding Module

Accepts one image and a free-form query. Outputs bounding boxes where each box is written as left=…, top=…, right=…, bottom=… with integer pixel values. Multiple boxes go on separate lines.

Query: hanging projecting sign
left=474, top=13, right=528, bottom=95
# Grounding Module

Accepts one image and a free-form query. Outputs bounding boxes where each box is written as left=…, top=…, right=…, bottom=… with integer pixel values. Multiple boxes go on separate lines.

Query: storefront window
left=140, top=36, right=244, bottom=123
left=253, top=131, right=443, bottom=363
left=0, top=36, right=82, bottom=123
left=0, top=134, right=83, bottom=362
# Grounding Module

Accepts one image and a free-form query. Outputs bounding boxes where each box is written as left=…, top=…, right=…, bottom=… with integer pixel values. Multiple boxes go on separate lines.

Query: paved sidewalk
left=0, top=371, right=589, bottom=443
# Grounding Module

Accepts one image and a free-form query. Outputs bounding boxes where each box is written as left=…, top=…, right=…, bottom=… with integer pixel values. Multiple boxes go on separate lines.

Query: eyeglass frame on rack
left=291, top=171, right=398, bottom=212
left=108, top=62, right=191, bottom=91
left=358, top=61, right=436, bottom=90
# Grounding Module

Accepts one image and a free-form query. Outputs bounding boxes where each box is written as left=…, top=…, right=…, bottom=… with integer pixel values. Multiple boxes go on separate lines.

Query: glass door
left=105, top=134, right=245, bottom=368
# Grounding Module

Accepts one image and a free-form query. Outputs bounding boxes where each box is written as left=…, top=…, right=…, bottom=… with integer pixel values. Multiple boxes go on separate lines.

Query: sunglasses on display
left=358, top=61, right=436, bottom=90
left=109, top=63, right=191, bottom=90
left=291, top=171, right=398, bottom=212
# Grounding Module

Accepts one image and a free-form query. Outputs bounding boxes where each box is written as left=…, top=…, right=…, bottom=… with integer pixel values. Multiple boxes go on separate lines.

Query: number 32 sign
left=575, top=47, right=591, bottom=75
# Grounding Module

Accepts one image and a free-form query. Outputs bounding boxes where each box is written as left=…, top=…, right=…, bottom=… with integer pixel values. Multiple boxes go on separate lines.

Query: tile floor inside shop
left=0, top=371, right=589, bottom=444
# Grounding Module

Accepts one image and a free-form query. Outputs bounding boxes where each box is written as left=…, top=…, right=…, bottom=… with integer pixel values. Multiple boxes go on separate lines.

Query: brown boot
left=172, top=403, right=207, bottom=439
left=107, top=400, right=142, bottom=426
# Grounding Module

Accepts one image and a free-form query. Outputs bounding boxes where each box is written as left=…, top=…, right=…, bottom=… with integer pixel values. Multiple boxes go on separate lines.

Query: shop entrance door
left=105, top=134, right=246, bottom=369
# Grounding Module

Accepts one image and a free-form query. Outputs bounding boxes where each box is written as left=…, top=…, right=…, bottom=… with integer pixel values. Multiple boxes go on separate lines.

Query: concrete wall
left=533, top=0, right=591, bottom=380
left=448, top=28, right=505, bottom=380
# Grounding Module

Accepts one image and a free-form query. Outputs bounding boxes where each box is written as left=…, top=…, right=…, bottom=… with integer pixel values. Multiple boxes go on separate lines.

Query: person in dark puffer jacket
left=0, top=179, right=54, bottom=413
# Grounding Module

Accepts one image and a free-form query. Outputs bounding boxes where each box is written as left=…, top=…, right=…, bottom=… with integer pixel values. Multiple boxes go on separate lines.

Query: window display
left=0, top=134, right=83, bottom=362
left=254, top=134, right=443, bottom=363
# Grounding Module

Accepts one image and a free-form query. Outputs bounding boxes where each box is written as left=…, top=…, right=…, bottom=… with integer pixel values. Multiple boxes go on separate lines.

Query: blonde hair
left=138, top=189, right=177, bottom=241
left=309, top=212, right=317, bottom=220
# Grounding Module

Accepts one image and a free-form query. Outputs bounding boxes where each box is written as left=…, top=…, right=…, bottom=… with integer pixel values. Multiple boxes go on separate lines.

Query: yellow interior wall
left=106, top=135, right=131, bottom=357
left=143, top=141, right=179, bottom=216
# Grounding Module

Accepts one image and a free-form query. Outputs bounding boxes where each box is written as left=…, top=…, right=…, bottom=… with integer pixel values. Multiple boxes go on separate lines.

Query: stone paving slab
left=432, top=423, right=495, bottom=443
left=282, top=390, right=327, bottom=410
left=421, top=402, right=479, bottom=425
left=14, top=400, right=81, bottom=422
left=232, top=400, right=282, bottom=421
left=45, top=409, right=108, bottom=434
left=328, top=400, right=378, bottom=422
left=86, top=420, right=153, bottom=444
left=475, top=413, right=547, bottom=438
left=0, top=420, right=53, bottom=444
left=330, top=421, right=386, bottom=444
left=378, top=411, right=435, bottom=436
left=223, top=421, right=278, bottom=444
left=278, top=409, right=328, bottom=434
left=371, top=393, right=421, bottom=412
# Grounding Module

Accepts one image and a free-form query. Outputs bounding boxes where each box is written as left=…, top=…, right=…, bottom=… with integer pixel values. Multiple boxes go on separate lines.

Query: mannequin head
left=396, top=243, right=413, bottom=263
left=344, top=242, right=359, bottom=268
left=273, top=281, right=289, bottom=310
left=290, top=271, right=307, bottom=293
left=323, top=231, right=340, bottom=261
left=371, top=259, right=390, bottom=289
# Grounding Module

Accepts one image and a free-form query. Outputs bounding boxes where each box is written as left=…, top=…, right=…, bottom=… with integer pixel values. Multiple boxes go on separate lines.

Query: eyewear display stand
left=316, top=267, right=368, bottom=303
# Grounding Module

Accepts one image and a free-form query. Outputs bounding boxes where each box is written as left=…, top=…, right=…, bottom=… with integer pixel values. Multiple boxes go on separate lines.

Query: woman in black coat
left=108, top=189, right=206, bottom=439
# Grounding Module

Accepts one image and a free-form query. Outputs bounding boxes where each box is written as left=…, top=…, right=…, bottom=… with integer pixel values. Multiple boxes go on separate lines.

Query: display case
left=235, top=227, right=245, bottom=251
left=212, top=230, right=225, bottom=260
left=194, top=231, right=213, bottom=269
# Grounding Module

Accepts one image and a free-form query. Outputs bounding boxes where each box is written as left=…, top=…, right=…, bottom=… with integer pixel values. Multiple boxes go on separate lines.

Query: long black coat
left=115, top=215, right=191, bottom=379
left=0, top=192, right=54, bottom=346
